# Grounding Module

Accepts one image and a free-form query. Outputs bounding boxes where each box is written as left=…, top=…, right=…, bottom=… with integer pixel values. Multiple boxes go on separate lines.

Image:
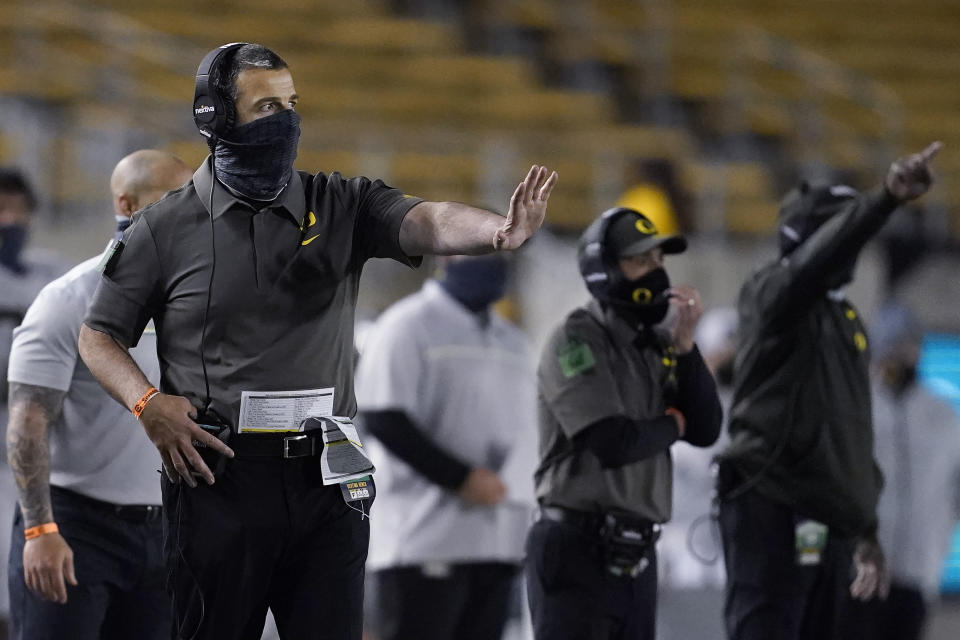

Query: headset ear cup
left=194, top=42, right=247, bottom=140
left=578, top=207, right=635, bottom=302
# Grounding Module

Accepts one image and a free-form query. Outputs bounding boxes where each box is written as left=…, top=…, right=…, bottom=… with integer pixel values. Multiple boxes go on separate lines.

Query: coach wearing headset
left=76, top=43, right=557, bottom=640
left=525, top=208, right=721, bottom=639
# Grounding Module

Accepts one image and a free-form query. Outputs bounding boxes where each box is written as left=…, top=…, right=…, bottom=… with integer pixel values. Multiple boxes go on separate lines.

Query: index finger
left=192, top=425, right=235, bottom=458
left=920, top=141, right=943, bottom=163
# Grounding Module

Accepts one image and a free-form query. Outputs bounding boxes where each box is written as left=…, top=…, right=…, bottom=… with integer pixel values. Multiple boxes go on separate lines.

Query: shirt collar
left=192, top=156, right=306, bottom=224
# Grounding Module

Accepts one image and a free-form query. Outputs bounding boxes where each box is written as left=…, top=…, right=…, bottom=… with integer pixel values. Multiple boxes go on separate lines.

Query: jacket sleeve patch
left=98, top=239, right=125, bottom=276
left=558, top=339, right=596, bottom=378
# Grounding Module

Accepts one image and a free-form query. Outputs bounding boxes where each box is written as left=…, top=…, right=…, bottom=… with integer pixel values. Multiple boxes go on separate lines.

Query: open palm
left=494, top=165, right=559, bottom=251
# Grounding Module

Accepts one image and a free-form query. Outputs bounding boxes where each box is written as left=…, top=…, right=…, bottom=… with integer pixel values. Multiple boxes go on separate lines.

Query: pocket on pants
left=528, top=520, right=601, bottom=592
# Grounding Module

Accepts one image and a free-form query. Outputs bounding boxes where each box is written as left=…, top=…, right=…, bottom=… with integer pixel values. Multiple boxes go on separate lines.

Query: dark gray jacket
left=721, top=186, right=900, bottom=537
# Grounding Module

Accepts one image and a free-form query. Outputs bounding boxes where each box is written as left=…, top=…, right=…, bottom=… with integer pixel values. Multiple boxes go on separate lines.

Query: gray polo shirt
left=8, top=252, right=162, bottom=505
left=535, top=300, right=674, bottom=521
left=85, top=158, right=422, bottom=427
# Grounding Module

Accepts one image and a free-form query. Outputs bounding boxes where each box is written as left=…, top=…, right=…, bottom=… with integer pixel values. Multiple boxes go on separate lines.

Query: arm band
left=24, top=522, right=59, bottom=540
left=362, top=410, right=471, bottom=490
left=132, top=387, right=159, bottom=418
left=575, top=415, right=680, bottom=469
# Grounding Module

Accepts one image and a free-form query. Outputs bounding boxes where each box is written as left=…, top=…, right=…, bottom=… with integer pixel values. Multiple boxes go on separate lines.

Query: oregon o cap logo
left=632, top=288, right=652, bottom=304
left=635, top=218, right=658, bottom=235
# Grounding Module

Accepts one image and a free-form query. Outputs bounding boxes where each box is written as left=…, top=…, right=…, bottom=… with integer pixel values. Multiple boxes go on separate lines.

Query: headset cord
left=198, top=148, right=217, bottom=414
left=687, top=509, right=723, bottom=566
left=173, top=480, right=206, bottom=640
left=173, top=149, right=219, bottom=640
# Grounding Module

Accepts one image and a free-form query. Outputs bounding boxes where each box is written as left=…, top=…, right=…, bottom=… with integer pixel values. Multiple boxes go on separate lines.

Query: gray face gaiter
left=214, top=109, right=301, bottom=201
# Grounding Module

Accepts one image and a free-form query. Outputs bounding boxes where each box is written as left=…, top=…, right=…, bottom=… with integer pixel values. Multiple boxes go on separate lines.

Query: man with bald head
left=110, top=149, right=192, bottom=229
left=5, top=150, right=190, bottom=640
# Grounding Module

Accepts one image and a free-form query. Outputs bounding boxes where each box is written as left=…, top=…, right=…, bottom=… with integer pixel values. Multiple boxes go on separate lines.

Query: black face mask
left=608, top=267, right=671, bottom=327
left=0, top=224, right=28, bottom=274
left=214, top=109, right=301, bottom=201
left=115, top=217, right=131, bottom=241
left=439, top=256, right=509, bottom=313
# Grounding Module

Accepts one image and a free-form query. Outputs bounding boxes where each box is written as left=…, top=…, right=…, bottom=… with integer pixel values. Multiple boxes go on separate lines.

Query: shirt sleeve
left=347, top=176, right=423, bottom=266
left=674, top=346, right=723, bottom=447
left=7, top=282, right=82, bottom=392
left=361, top=409, right=471, bottom=490
left=84, top=216, right=163, bottom=347
left=539, top=317, right=627, bottom=439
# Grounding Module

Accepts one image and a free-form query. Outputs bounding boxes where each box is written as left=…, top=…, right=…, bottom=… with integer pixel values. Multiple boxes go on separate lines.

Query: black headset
left=577, top=206, right=638, bottom=304
left=193, top=42, right=248, bottom=141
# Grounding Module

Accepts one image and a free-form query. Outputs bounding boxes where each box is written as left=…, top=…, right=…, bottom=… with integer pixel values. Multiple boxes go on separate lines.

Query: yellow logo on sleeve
left=854, top=332, right=867, bottom=352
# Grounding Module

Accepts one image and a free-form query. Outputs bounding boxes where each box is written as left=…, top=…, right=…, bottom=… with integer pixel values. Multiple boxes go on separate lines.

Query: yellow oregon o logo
left=854, top=332, right=867, bottom=352
left=635, top=218, right=657, bottom=235
left=632, top=288, right=652, bottom=304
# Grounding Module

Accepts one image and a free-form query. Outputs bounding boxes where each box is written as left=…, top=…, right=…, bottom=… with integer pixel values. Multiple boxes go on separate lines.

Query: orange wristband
left=24, top=522, right=58, bottom=540
left=132, top=387, right=160, bottom=418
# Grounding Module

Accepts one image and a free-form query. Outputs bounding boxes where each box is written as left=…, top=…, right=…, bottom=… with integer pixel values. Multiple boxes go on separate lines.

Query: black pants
left=162, top=456, right=370, bottom=640
left=850, top=583, right=927, bottom=640
left=719, top=488, right=862, bottom=640
left=525, top=519, right=658, bottom=640
left=8, top=486, right=168, bottom=640
left=376, top=562, right=518, bottom=640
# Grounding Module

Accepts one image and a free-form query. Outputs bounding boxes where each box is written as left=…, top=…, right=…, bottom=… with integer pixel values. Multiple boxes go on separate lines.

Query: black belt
left=113, top=504, right=163, bottom=522
left=228, top=432, right=323, bottom=459
left=539, top=505, right=659, bottom=541
left=51, top=487, right=162, bottom=523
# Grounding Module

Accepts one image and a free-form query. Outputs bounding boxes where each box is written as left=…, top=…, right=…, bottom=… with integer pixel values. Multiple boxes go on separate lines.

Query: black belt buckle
left=283, top=434, right=315, bottom=459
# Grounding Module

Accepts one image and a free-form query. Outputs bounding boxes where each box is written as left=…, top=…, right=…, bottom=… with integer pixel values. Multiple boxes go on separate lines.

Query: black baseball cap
left=606, top=209, right=687, bottom=258
left=778, top=181, right=859, bottom=255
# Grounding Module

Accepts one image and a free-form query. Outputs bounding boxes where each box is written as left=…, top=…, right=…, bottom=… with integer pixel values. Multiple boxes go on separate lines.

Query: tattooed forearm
left=7, top=382, right=66, bottom=528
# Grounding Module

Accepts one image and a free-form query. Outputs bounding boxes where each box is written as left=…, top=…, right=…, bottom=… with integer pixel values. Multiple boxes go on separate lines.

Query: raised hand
left=666, top=285, right=704, bottom=354
left=885, top=141, right=942, bottom=201
left=493, top=165, right=559, bottom=251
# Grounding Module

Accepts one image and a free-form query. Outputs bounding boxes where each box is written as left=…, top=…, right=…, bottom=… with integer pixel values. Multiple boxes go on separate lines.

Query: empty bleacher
left=0, top=0, right=957, bottom=235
